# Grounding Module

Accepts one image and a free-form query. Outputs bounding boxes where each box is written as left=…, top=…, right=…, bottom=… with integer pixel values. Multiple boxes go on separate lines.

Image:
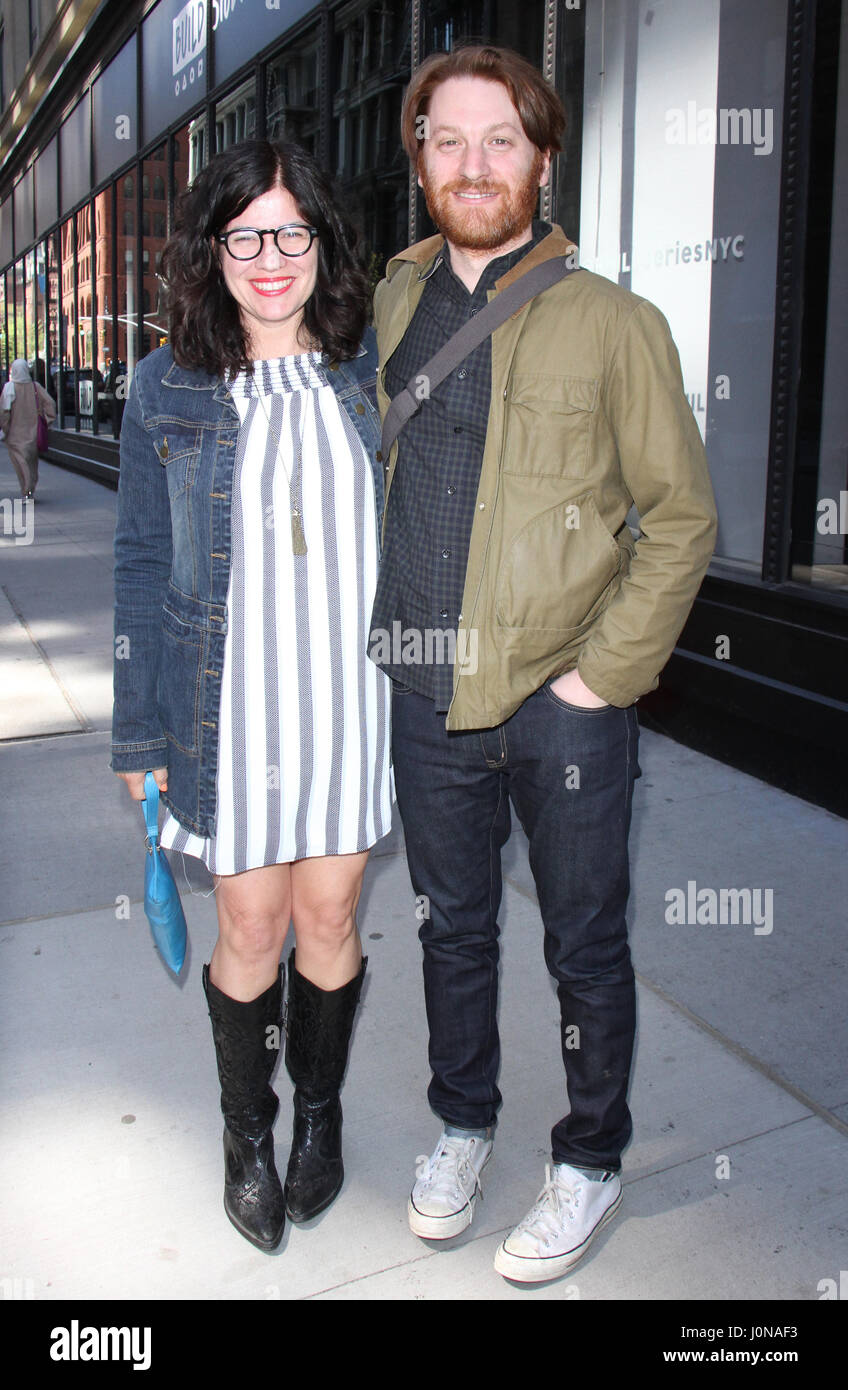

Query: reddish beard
left=418, top=149, right=545, bottom=251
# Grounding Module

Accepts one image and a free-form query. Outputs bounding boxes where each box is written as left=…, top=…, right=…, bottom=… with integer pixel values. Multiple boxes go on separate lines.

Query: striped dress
left=160, top=352, right=393, bottom=873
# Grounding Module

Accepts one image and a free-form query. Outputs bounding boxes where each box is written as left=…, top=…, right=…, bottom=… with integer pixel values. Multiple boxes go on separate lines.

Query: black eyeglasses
left=215, top=224, right=319, bottom=260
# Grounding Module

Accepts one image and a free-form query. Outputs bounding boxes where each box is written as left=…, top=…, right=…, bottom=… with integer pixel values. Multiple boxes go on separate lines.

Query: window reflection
left=141, top=144, right=169, bottom=360
left=46, top=233, right=59, bottom=411
left=117, top=188, right=136, bottom=395
left=333, top=6, right=409, bottom=281
left=95, top=187, right=123, bottom=437
left=186, top=118, right=206, bottom=184
left=172, top=122, right=192, bottom=195
left=30, top=246, right=48, bottom=389
left=76, top=204, right=99, bottom=432
left=267, top=31, right=318, bottom=154
left=24, top=249, right=37, bottom=365
left=194, top=76, right=258, bottom=159
left=59, top=216, right=74, bottom=425
left=1, top=273, right=7, bottom=380
left=14, top=257, right=24, bottom=360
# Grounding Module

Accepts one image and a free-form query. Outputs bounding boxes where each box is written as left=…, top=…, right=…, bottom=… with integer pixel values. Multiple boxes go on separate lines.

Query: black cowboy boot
left=202, top=962, right=286, bottom=1252
left=283, top=949, right=368, bottom=1223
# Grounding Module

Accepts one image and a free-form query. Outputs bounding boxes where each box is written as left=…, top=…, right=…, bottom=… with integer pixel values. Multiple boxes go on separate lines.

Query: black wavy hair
left=160, top=139, right=371, bottom=373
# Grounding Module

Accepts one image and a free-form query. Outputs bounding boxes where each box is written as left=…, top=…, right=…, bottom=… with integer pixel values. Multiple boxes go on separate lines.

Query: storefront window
left=92, top=35, right=138, bottom=187
left=215, top=76, right=256, bottom=153
left=34, top=136, right=58, bottom=239
left=35, top=242, right=48, bottom=390
left=213, top=0, right=313, bottom=89
left=29, top=246, right=47, bottom=386
left=141, top=145, right=169, bottom=360
left=0, top=273, right=7, bottom=380
left=0, top=200, right=11, bottom=280
left=13, top=258, right=24, bottom=362
left=332, top=6, right=409, bottom=276
left=422, top=0, right=544, bottom=63
left=789, top=0, right=847, bottom=593
left=14, top=168, right=34, bottom=261
left=172, top=124, right=193, bottom=202
left=60, top=94, right=91, bottom=217
left=24, top=249, right=37, bottom=365
left=267, top=28, right=319, bottom=153
left=76, top=204, right=97, bottom=432
left=141, top=0, right=207, bottom=147
left=187, top=121, right=206, bottom=183
left=46, top=233, right=59, bottom=411
left=94, top=188, right=122, bottom=437
left=578, top=0, right=787, bottom=571
left=117, top=192, right=137, bottom=397
left=59, top=215, right=75, bottom=426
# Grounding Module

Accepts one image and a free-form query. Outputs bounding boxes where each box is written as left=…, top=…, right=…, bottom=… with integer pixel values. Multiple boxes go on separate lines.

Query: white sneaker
left=494, top=1162, right=622, bottom=1283
left=408, top=1130, right=493, bottom=1239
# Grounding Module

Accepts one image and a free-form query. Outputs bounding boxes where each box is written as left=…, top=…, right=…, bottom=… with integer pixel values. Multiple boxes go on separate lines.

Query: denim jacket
left=111, top=329, right=384, bottom=837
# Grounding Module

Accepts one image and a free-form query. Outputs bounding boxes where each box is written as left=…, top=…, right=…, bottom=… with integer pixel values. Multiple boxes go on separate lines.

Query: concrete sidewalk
left=1, top=449, right=846, bottom=1301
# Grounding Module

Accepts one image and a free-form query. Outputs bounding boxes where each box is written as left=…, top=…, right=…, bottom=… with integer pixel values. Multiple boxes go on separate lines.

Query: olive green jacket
left=373, top=223, right=718, bottom=728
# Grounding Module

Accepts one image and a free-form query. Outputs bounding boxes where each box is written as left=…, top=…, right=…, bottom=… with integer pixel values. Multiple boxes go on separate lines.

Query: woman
left=0, top=359, right=56, bottom=499
left=111, top=140, right=392, bottom=1253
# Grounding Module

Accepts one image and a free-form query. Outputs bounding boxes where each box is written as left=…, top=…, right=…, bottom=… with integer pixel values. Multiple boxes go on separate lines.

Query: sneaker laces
left=414, top=1134, right=485, bottom=1218
left=513, top=1164, right=580, bottom=1244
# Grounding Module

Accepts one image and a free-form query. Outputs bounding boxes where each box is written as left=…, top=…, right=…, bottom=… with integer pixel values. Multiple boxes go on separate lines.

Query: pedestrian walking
left=0, top=358, right=56, bottom=499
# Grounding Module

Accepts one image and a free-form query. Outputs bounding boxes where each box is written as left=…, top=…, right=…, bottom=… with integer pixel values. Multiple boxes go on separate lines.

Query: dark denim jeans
left=391, top=679, right=640, bottom=1172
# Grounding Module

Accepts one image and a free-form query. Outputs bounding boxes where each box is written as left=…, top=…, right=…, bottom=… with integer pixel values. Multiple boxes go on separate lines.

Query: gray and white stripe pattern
left=161, top=351, right=393, bottom=873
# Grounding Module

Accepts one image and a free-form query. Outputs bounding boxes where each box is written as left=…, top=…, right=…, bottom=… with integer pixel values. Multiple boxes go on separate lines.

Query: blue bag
left=142, top=772, right=187, bottom=975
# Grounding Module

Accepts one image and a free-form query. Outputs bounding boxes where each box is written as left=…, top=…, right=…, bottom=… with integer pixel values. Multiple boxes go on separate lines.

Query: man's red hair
left=401, top=45, right=565, bottom=165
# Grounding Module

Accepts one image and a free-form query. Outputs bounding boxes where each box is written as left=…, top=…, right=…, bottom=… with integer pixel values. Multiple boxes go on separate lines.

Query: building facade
left=1, top=0, right=845, bottom=810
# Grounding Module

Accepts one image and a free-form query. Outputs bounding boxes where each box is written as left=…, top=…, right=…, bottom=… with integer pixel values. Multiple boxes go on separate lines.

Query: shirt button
left=478, top=501, right=485, bottom=510
left=453, top=426, right=463, bottom=434
left=439, top=608, right=448, bottom=619
left=457, top=368, right=467, bottom=380
left=442, top=548, right=451, bottom=559
left=446, top=485, right=456, bottom=495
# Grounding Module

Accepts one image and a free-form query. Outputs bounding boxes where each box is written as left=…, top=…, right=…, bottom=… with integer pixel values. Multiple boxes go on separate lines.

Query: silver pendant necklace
left=253, top=385, right=308, bottom=556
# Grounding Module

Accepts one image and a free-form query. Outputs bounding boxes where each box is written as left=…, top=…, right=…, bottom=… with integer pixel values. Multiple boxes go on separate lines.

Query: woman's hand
left=116, top=767, right=168, bottom=800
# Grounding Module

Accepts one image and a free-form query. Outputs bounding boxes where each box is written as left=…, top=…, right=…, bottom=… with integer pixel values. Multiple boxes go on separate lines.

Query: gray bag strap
left=381, top=256, right=580, bottom=460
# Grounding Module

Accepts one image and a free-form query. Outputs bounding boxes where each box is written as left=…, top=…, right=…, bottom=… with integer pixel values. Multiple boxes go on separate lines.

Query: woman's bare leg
left=210, top=862, right=292, bottom=1000
left=289, top=849, right=369, bottom=987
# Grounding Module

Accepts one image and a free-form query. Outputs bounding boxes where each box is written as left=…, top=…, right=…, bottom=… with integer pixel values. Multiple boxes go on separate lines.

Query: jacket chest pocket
left=151, top=425, right=202, bottom=497
left=504, top=374, right=599, bottom=479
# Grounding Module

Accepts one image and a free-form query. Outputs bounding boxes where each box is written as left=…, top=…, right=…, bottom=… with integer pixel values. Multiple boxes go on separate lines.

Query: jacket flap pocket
left=510, top=374, right=599, bottom=412
left=150, top=425, right=201, bottom=465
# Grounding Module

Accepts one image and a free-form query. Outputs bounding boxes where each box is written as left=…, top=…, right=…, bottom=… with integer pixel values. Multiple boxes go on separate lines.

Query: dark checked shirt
left=370, top=219, right=551, bottom=710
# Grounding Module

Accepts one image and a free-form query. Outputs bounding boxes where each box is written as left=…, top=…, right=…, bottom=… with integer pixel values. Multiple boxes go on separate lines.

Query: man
left=369, top=44, right=717, bottom=1284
